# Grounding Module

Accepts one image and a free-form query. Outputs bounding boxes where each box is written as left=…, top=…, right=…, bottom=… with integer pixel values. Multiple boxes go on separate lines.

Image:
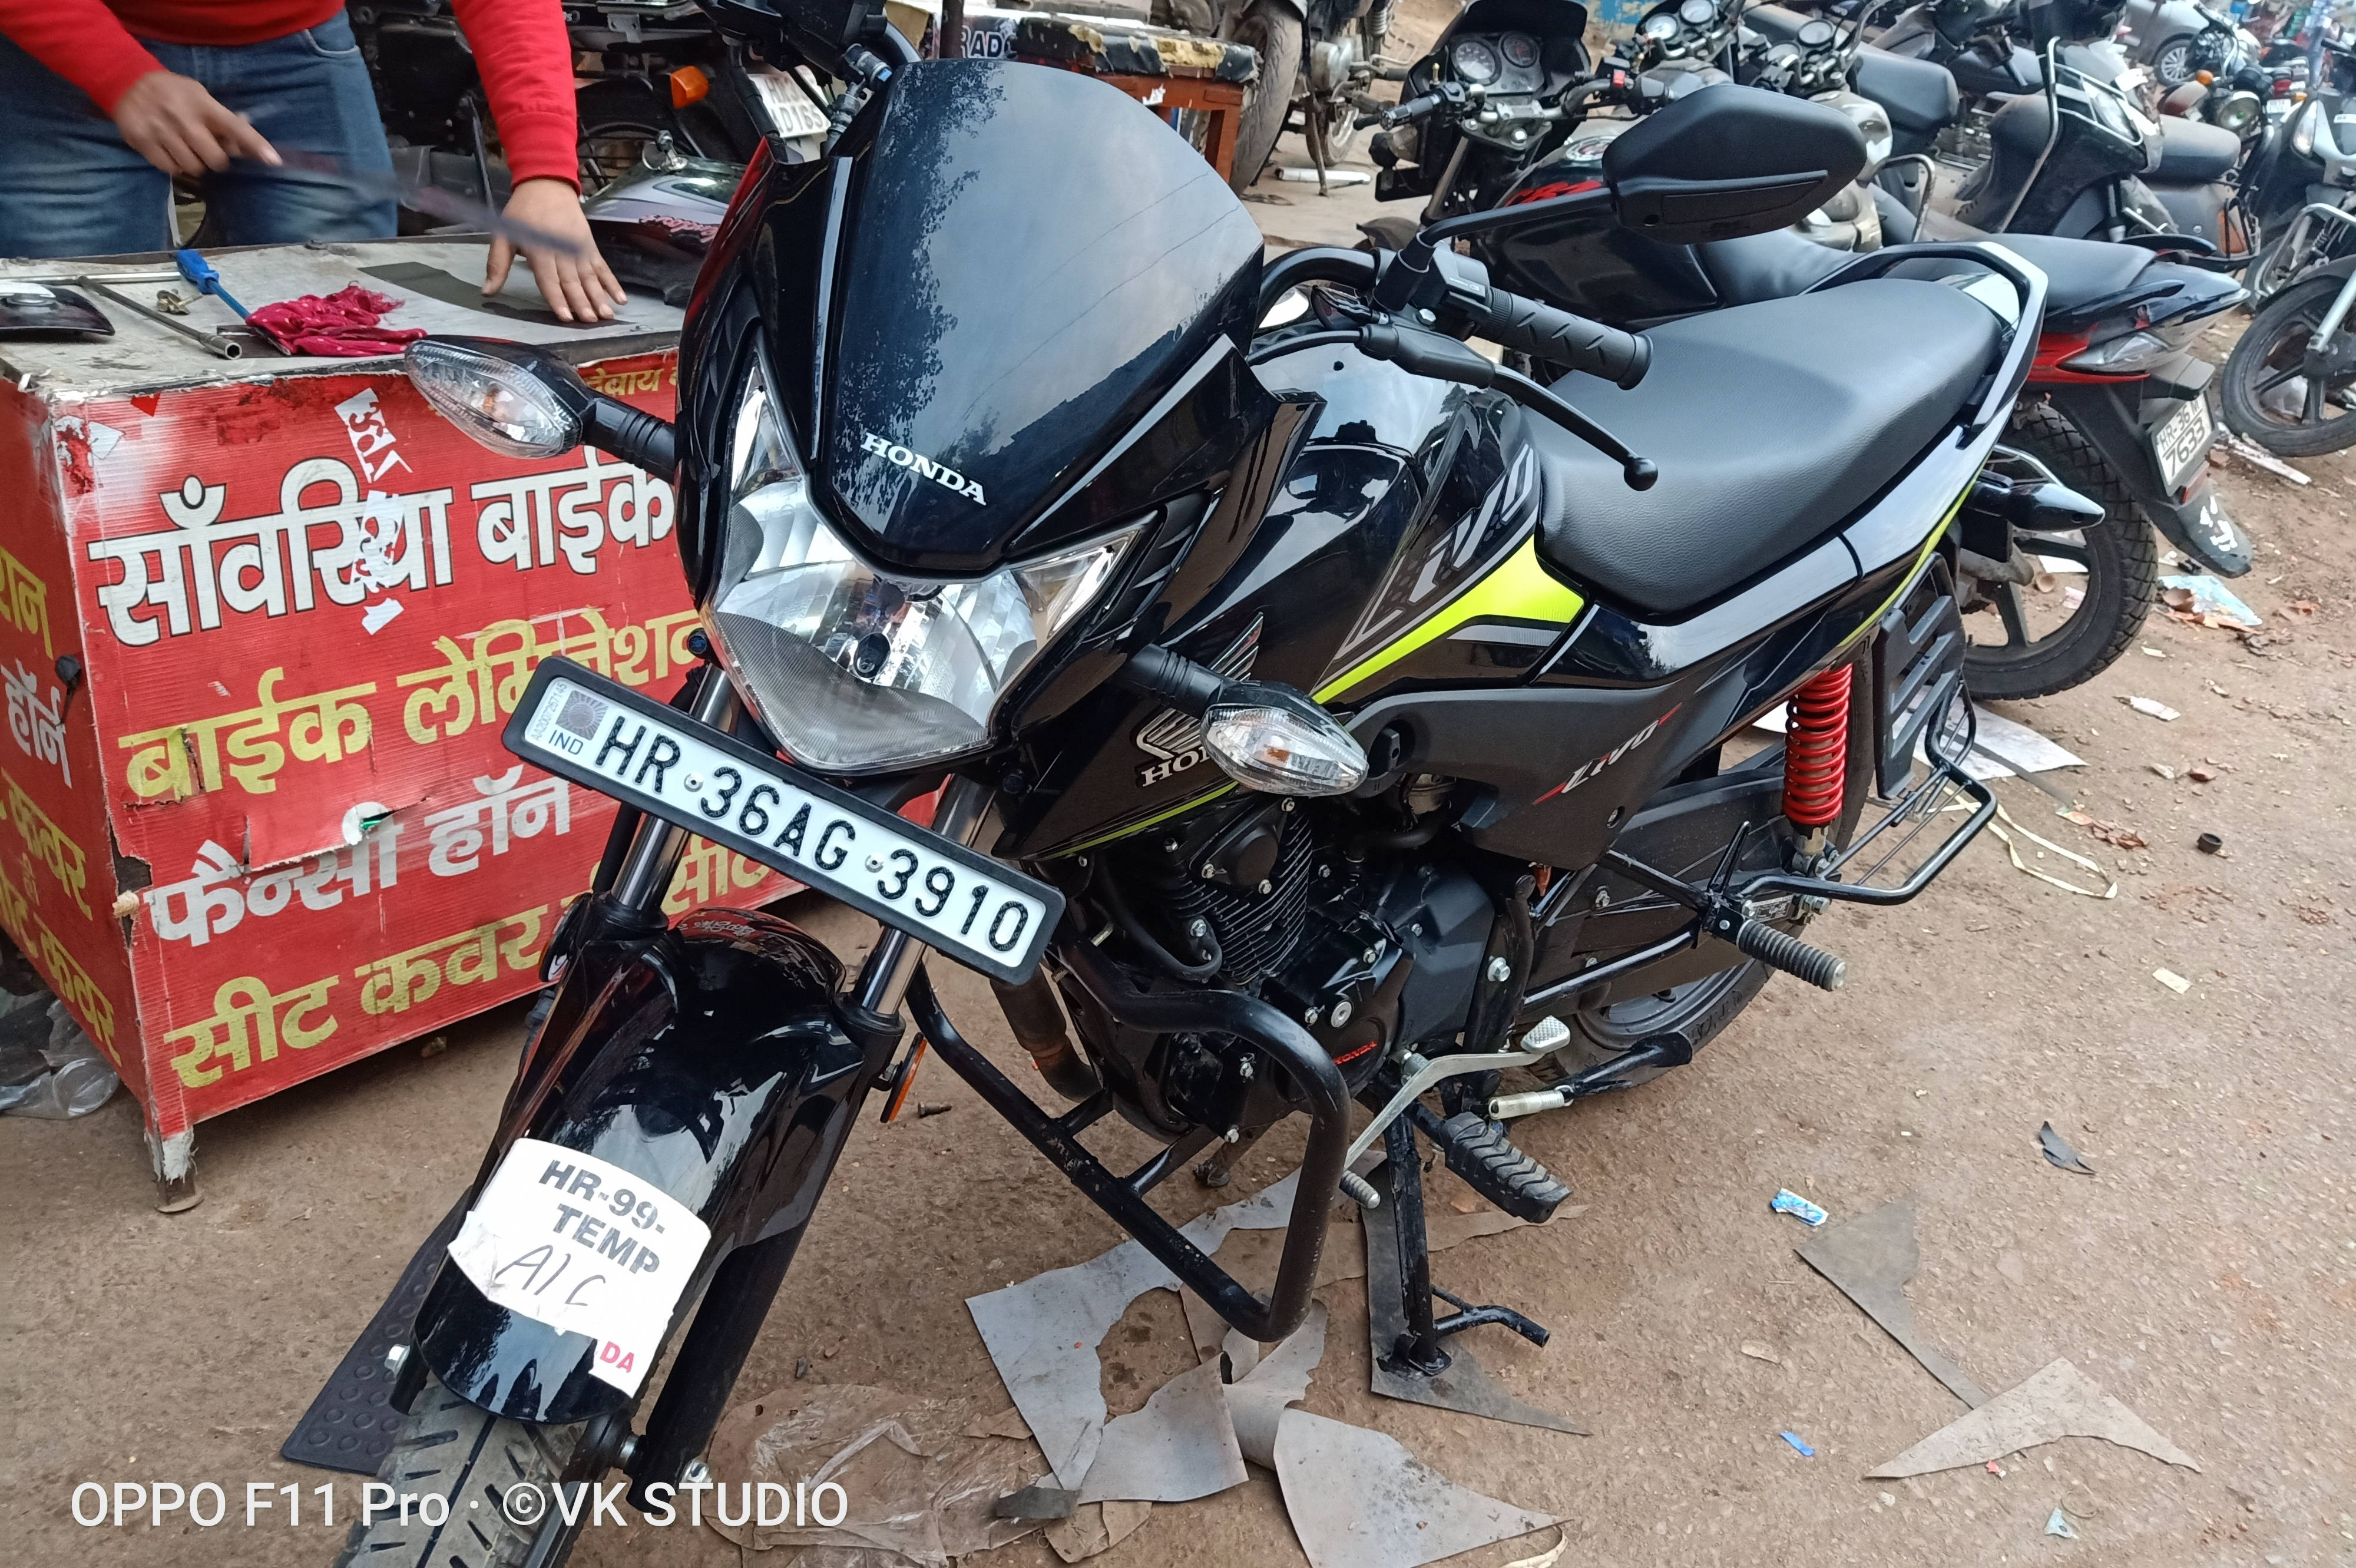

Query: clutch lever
left=1356, top=323, right=1657, bottom=489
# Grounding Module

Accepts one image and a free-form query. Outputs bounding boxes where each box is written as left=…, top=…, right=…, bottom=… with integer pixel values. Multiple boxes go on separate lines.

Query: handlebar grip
left=1473, top=288, right=1652, bottom=389
left=1385, top=92, right=1444, bottom=127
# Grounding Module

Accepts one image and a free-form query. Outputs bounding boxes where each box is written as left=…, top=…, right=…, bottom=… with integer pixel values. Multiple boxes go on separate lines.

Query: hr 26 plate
left=504, top=657, right=1061, bottom=983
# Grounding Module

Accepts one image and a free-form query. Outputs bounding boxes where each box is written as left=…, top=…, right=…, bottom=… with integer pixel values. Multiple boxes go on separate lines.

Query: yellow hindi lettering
left=117, top=669, right=379, bottom=798
left=356, top=904, right=550, bottom=1016
left=0, top=547, right=53, bottom=659
left=164, top=973, right=339, bottom=1089
left=2, top=770, right=88, bottom=914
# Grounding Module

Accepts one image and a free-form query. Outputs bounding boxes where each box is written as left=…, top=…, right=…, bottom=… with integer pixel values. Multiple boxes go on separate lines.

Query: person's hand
left=487, top=177, right=628, bottom=323
left=113, top=70, right=280, bottom=177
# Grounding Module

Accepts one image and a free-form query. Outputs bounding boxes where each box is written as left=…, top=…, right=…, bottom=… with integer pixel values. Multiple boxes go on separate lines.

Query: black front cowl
left=818, top=59, right=1268, bottom=573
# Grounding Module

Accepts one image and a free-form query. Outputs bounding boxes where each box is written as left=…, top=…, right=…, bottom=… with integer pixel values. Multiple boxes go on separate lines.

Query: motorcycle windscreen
left=822, top=59, right=1266, bottom=573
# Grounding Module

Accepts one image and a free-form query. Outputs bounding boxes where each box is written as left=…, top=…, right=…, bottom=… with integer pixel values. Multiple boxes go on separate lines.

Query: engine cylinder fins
left=1729, top=917, right=1846, bottom=991
left=1782, top=664, right=1853, bottom=829
left=1161, top=808, right=1319, bottom=984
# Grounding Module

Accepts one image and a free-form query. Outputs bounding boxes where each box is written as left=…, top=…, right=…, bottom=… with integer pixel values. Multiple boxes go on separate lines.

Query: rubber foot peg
left=1431, top=1110, right=1571, bottom=1224
left=1731, top=919, right=1847, bottom=991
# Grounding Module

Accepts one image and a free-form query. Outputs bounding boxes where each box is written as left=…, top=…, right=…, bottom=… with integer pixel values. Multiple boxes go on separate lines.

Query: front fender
left=413, top=907, right=864, bottom=1424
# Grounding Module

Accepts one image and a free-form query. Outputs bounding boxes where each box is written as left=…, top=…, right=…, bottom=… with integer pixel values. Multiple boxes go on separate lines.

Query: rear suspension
left=1782, top=665, right=1851, bottom=836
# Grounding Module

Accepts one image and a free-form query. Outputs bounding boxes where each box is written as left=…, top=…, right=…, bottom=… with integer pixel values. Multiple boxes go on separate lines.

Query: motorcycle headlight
left=2293, top=100, right=2321, bottom=158
left=704, top=358, right=1140, bottom=773
left=2215, top=90, right=2262, bottom=135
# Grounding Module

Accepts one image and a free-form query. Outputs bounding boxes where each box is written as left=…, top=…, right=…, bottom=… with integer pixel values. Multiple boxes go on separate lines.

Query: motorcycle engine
left=1068, top=795, right=1497, bottom=1139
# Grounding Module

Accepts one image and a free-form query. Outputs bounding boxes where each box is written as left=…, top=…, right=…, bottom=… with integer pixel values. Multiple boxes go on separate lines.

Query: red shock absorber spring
left=1782, top=665, right=1851, bottom=830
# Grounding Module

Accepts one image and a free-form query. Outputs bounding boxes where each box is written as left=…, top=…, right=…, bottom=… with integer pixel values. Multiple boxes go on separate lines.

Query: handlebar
left=1469, top=287, right=1652, bottom=389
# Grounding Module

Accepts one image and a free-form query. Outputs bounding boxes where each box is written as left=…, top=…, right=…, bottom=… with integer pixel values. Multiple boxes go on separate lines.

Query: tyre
left=1538, top=959, right=1773, bottom=1090
left=1961, top=403, right=2158, bottom=702
left=2220, top=273, right=2356, bottom=455
left=330, top=1376, right=585, bottom=1568
left=1225, top=0, right=1303, bottom=193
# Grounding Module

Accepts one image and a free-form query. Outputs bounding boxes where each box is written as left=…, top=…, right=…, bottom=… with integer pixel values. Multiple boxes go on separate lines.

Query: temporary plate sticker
left=445, top=1139, right=710, bottom=1394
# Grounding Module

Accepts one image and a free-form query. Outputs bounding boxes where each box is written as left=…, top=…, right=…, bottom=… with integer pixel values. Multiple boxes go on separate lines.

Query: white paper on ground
left=1224, top=1303, right=1329, bottom=1468
left=1756, top=702, right=2082, bottom=782
left=444, top=1137, right=709, bottom=1394
left=1274, top=1410, right=1556, bottom=1568
left=968, top=1171, right=1299, bottom=1487
left=1076, top=1359, right=1248, bottom=1504
left=1865, top=1358, right=2200, bottom=1477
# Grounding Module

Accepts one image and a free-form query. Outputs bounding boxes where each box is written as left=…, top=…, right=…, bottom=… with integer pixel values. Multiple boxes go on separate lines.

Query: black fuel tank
left=823, top=59, right=1267, bottom=572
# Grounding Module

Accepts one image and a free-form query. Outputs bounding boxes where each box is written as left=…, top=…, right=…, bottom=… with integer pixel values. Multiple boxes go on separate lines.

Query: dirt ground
left=6, top=77, right=2356, bottom=1568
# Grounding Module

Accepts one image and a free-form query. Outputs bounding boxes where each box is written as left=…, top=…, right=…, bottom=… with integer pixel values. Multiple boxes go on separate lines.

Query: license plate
left=2151, top=396, right=2215, bottom=491
left=504, top=658, right=1061, bottom=984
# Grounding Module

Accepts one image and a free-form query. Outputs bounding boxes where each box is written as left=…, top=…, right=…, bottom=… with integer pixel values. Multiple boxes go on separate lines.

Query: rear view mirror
left=1601, top=85, right=1867, bottom=243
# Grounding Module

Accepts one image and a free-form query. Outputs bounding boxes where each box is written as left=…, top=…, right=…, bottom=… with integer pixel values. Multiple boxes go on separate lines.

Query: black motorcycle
left=1465, top=87, right=2246, bottom=699
left=2221, top=94, right=2356, bottom=452
left=315, top=28, right=2047, bottom=1566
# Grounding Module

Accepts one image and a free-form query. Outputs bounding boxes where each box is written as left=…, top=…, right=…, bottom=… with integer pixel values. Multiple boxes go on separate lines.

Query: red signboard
left=0, top=349, right=789, bottom=1163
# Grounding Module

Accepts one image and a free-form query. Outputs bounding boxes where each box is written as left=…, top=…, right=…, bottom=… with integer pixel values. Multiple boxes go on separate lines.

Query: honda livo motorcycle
left=320, top=15, right=2047, bottom=1564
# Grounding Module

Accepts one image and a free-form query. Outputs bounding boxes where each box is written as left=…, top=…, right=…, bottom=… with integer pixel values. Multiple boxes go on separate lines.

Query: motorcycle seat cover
left=2151, top=116, right=2241, bottom=182
left=1696, top=227, right=2152, bottom=316
left=1852, top=45, right=1965, bottom=135
left=1531, top=280, right=2000, bottom=616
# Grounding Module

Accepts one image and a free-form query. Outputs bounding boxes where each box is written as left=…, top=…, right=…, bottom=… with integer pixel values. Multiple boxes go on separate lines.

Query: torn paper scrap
left=1274, top=1409, right=1556, bottom=1568
left=1225, top=1302, right=1329, bottom=1468
left=1045, top=1499, right=1152, bottom=1563
left=702, top=1384, right=1041, bottom=1566
left=1076, top=1359, right=1247, bottom=1504
left=969, top=1170, right=1299, bottom=1487
left=966, top=1407, right=1034, bottom=1441
left=1796, top=1197, right=1989, bottom=1408
left=1865, top=1358, right=2200, bottom=1478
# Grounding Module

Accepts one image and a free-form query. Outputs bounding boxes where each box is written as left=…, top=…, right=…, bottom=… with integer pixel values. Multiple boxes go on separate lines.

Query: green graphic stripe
left=1315, top=537, right=1585, bottom=704
left=1048, top=783, right=1237, bottom=858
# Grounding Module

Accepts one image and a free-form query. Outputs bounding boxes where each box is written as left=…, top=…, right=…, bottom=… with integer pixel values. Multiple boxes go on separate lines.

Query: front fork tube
left=595, top=713, right=995, bottom=1494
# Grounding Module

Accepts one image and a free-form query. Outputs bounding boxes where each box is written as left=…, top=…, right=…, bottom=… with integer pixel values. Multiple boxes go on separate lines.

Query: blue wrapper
left=1770, top=1189, right=1828, bottom=1227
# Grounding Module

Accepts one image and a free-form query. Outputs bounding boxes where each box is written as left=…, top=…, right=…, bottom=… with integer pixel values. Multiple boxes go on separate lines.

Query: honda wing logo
left=859, top=431, right=987, bottom=504
left=1133, top=617, right=1262, bottom=788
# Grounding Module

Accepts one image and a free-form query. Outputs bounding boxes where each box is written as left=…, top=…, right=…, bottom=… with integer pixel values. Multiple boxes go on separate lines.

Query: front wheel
left=1225, top=0, right=1303, bottom=192
left=330, top=1376, right=585, bottom=1568
left=1960, top=404, right=2158, bottom=702
left=2220, top=273, right=2356, bottom=455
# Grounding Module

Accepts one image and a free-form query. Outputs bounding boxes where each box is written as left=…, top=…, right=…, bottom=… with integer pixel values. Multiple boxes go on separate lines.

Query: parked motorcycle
left=353, top=0, right=782, bottom=223
left=322, top=43, right=2043, bottom=1566
left=2221, top=95, right=2356, bottom=452
left=1464, top=87, right=2247, bottom=694
left=1358, top=0, right=1597, bottom=217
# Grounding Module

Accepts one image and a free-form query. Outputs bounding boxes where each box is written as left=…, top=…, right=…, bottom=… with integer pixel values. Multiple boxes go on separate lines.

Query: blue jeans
left=0, top=12, right=396, bottom=259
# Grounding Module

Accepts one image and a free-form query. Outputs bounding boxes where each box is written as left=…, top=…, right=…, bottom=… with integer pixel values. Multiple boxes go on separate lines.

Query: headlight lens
left=704, top=358, right=1138, bottom=773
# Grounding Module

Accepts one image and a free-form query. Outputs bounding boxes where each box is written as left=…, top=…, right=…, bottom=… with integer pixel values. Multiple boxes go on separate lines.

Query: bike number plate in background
left=2151, top=396, right=2213, bottom=491
left=505, top=659, right=1060, bottom=984
left=445, top=1139, right=712, bottom=1395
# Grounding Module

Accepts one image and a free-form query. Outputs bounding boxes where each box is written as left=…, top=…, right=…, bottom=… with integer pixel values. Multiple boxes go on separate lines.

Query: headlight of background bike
left=2213, top=91, right=2261, bottom=136
left=704, top=360, right=1138, bottom=773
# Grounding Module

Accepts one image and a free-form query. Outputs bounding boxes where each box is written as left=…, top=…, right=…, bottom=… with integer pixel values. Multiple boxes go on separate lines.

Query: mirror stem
left=582, top=397, right=678, bottom=479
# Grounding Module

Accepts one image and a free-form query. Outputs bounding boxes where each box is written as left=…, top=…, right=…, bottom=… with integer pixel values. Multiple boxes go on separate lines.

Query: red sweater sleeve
left=452, top=0, right=580, bottom=190
left=0, top=0, right=165, bottom=114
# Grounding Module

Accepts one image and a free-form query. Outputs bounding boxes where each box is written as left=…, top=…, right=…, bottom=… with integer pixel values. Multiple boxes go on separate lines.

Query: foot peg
left=1423, top=1108, right=1571, bottom=1223
left=1728, top=917, right=1846, bottom=991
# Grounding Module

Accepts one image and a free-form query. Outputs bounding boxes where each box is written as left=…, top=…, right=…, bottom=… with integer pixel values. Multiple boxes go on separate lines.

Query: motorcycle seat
left=2151, top=116, right=2242, bottom=182
left=1530, top=279, right=2001, bottom=616
left=1853, top=45, right=1964, bottom=136
left=1696, top=227, right=2155, bottom=318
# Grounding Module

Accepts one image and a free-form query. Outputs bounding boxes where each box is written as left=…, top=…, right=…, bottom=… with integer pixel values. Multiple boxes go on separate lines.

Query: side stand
left=1362, top=1120, right=1587, bottom=1435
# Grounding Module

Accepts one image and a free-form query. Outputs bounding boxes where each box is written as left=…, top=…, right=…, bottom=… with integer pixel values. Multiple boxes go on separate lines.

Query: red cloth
left=248, top=285, right=425, bottom=358
left=0, top=0, right=581, bottom=187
